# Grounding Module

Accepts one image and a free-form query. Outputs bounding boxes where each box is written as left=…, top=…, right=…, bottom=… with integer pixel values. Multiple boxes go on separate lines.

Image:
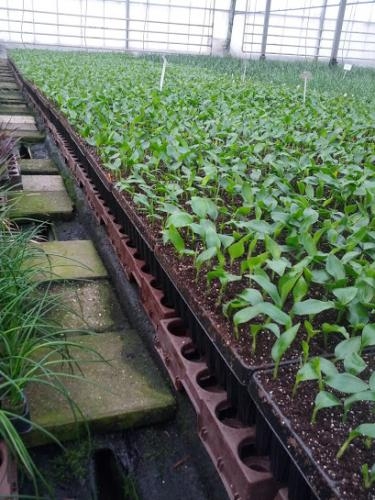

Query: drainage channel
left=1, top=60, right=226, bottom=500
left=7, top=57, right=317, bottom=500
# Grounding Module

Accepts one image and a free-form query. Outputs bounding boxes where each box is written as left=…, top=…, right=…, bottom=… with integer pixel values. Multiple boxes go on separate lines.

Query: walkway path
left=0, top=59, right=175, bottom=447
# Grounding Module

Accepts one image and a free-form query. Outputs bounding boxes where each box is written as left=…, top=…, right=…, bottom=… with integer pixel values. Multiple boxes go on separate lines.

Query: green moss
left=50, top=439, right=92, bottom=484
left=26, top=333, right=175, bottom=447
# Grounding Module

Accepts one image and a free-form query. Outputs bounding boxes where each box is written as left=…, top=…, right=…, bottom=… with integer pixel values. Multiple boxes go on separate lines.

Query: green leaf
left=333, top=286, right=358, bottom=305
left=325, top=373, right=368, bottom=394
left=353, top=423, right=375, bottom=438
left=233, top=302, right=291, bottom=327
left=322, top=323, right=349, bottom=339
left=204, top=226, right=221, bottom=249
left=271, top=323, right=300, bottom=377
left=251, top=273, right=281, bottom=307
left=279, top=272, right=301, bottom=305
left=293, top=276, right=308, bottom=303
left=241, top=183, right=253, bottom=204
left=337, top=423, right=375, bottom=458
left=334, top=337, right=361, bottom=360
left=362, top=324, right=375, bottom=349
left=218, top=234, right=235, bottom=249
left=266, top=258, right=289, bottom=277
left=344, top=391, right=375, bottom=417
left=189, top=196, right=218, bottom=220
left=265, top=235, right=281, bottom=259
left=312, top=391, right=341, bottom=423
left=348, top=301, right=369, bottom=326
left=254, top=142, right=265, bottom=154
left=166, top=212, right=193, bottom=228
left=311, top=269, right=330, bottom=284
left=370, top=372, right=375, bottom=391
left=295, top=360, right=319, bottom=383
left=319, top=358, right=339, bottom=377
left=244, top=252, right=269, bottom=270
left=228, top=238, right=245, bottom=264
left=163, top=225, right=185, bottom=254
left=344, top=352, right=367, bottom=376
left=207, top=268, right=225, bottom=284
left=300, top=233, right=317, bottom=256
left=247, top=220, right=273, bottom=236
left=293, top=299, right=335, bottom=316
left=238, top=288, right=263, bottom=305
left=195, top=247, right=217, bottom=267
left=326, top=254, right=345, bottom=281
left=264, top=323, right=280, bottom=337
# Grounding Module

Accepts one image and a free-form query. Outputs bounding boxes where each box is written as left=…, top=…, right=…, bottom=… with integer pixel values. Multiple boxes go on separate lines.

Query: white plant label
left=159, top=56, right=167, bottom=91
left=300, top=71, right=312, bottom=105
left=344, top=63, right=353, bottom=72
left=242, top=61, right=247, bottom=83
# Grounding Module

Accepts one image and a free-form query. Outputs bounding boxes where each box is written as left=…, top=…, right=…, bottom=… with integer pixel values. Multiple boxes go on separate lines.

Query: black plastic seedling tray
left=248, top=369, right=342, bottom=500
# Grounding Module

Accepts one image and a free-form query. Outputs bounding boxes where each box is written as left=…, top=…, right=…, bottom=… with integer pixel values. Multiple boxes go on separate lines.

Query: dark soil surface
left=254, top=357, right=375, bottom=500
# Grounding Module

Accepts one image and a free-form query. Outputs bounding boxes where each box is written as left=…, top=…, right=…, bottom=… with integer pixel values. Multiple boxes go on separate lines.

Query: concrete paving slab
left=20, top=159, right=58, bottom=175
left=5, top=129, right=44, bottom=141
left=3, top=122, right=38, bottom=131
left=0, top=83, right=19, bottom=90
left=26, top=240, right=108, bottom=281
left=25, top=332, right=175, bottom=446
left=0, top=91, right=23, bottom=97
left=9, top=191, right=73, bottom=219
left=0, top=114, right=35, bottom=124
left=22, top=175, right=65, bottom=191
left=48, top=280, right=127, bottom=332
left=0, top=105, right=30, bottom=114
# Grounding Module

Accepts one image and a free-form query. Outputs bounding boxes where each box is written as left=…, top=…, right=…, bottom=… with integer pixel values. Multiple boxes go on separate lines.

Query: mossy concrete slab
left=0, top=115, right=36, bottom=130
left=0, top=83, right=18, bottom=90
left=0, top=91, right=23, bottom=98
left=3, top=123, right=37, bottom=131
left=25, top=332, right=175, bottom=446
left=22, top=175, right=65, bottom=192
left=0, top=105, right=30, bottom=114
left=20, top=159, right=58, bottom=175
left=26, top=240, right=108, bottom=281
left=0, top=114, right=35, bottom=123
left=48, top=280, right=127, bottom=332
left=9, top=191, right=73, bottom=219
left=5, top=129, right=44, bottom=141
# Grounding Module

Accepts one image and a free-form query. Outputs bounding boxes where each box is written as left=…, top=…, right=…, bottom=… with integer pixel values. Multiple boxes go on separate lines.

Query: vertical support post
left=126, top=0, right=130, bottom=50
left=56, top=0, right=60, bottom=46
left=224, top=0, right=237, bottom=53
left=314, top=0, right=328, bottom=60
left=330, top=0, right=347, bottom=66
left=260, top=0, right=272, bottom=59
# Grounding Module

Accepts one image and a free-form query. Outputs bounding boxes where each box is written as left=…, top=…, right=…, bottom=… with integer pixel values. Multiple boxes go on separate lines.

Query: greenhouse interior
left=0, top=0, right=374, bottom=499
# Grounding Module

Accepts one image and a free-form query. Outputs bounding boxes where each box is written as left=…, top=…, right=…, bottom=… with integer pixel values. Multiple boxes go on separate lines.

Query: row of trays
left=10, top=58, right=369, bottom=500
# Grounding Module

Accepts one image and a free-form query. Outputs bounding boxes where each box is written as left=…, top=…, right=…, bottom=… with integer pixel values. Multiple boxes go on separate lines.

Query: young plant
left=337, top=423, right=375, bottom=459
left=361, top=464, right=375, bottom=489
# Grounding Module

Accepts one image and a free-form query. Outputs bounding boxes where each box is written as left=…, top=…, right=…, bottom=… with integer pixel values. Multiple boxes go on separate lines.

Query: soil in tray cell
left=255, top=356, right=375, bottom=500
